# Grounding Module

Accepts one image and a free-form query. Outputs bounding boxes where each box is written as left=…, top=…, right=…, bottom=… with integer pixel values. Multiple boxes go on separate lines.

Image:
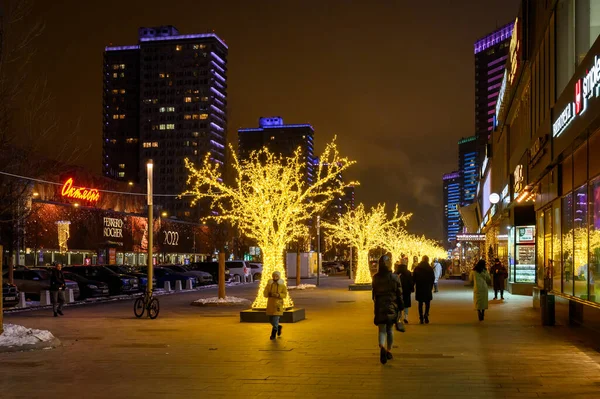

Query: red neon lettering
left=575, top=79, right=582, bottom=115
left=61, top=178, right=100, bottom=203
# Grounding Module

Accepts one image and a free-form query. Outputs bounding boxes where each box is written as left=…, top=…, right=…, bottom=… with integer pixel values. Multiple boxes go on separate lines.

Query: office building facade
left=458, top=136, right=479, bottom=206
left=103, top=25, right=228, bottom=219
left=443, top=171, right=461, bottom=244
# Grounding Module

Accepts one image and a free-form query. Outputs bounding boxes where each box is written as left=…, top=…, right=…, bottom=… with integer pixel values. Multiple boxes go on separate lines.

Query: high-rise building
left=458, top=136, right=479, bottom=206
left=103, top=25, right=228, bottom=219
left=443, top=171, right=461, bottom=244
left=474, top=23, right=513, bottom=165
left=238, top=117, right=315, bottom=184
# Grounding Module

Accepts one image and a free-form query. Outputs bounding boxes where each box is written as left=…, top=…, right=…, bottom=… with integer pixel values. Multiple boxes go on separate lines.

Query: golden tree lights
left=323, top=203, right=410, bottom=285
left=183, top=140, right=357, bottom=309
left=382, top=227, right=446, bottom=268
left=56, top=221, right=71, bottom=253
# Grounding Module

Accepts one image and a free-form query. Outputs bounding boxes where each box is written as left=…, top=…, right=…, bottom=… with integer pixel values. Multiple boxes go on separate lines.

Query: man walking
left=489, top=258, right=508, bottom=300
left=413, top=256, right=435, bottom=324
left=50, top=263, right=66, bottom=317
left=432, top=258, right=442, bottom=292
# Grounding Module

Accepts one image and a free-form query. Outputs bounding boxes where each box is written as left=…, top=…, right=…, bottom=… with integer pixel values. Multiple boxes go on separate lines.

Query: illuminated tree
left=380, top=218, right=411, bottom=265
left=183, top=140, right=356, bottom=309
left=323, top=203, right=410, bottom=284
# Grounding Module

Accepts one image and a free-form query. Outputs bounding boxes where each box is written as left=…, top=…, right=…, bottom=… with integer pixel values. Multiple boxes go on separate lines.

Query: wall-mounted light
left=489, top=193, right=500, bottom=204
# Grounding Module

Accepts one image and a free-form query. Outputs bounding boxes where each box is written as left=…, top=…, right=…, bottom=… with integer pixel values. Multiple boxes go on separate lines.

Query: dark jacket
left=413, top=261, right=435, bottom=302
left=50, top=269, right=66, bottom=291
left=489, top=262, right=508, bottom=290
left=396, top=264, right=413, bottom=308
left=372, top=270, right=403, bottom=326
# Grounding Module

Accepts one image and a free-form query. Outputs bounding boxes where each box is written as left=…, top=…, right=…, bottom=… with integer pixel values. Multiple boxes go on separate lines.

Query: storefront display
left=515, top=226, right=536, bottom=283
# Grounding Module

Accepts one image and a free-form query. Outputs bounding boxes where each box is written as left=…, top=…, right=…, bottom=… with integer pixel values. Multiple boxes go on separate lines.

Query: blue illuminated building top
left=239, top=117, right=314, bottom=132
left=443, top=171, right=462, bottom=243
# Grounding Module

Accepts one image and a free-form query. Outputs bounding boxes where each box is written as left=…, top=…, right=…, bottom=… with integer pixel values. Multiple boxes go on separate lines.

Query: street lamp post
left=316, top=215, right=321, bottom=286
left=147, top=160, right=154, bottom=296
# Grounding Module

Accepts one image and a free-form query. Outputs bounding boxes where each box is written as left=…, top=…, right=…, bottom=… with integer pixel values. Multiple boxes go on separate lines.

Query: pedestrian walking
left=489, top=258, right=508, bottom=300
left=413, top=255, right=435, bottom=324
left=411, top=256, right=419, bottom=272
left=396, top=261, right=413, bottom=324
left=50, top=263, right=66, bottom=317
left=433, top=258, right=442, bottom=292
left=263, top=271, right=288, bottom=340
left=372, top=254, right=403, bottom=365
left=469, top=260, right=491, bottom=321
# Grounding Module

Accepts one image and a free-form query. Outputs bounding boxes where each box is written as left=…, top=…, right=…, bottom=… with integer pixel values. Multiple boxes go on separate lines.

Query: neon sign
left=553, top=56, right=600, bottom=137
left=61, top=178, right=100, bottom=203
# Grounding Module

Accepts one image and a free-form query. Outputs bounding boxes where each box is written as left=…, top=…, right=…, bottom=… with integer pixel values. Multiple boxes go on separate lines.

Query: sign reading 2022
left=163, top=231, right=179, bottom=246
left=553, top=55, right=600, bottom=138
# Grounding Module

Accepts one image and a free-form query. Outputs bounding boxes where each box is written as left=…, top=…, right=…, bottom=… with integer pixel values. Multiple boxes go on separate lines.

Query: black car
left=104, top=265, right=156, bottom=292
left=63, top=266, right=139, bottom=296
left=189, top=262, right=231, bottom=283
left=62, top=271, right=110, bottom=299
left=139, top=266, right=196, bottom=289
left=2, top=282, right=19, bottom=308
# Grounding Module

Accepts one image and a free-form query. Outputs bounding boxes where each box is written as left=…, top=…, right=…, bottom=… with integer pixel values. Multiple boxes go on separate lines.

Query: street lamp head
left=489, top=193, right=500, bottom=204
left=161, top=211, right=168, bottom=217
left=456, top=243, right=462, bottom=248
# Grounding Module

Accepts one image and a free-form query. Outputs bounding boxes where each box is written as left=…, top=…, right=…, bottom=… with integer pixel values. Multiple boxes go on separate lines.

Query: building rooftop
left=474, top=22, right=514, bottom=55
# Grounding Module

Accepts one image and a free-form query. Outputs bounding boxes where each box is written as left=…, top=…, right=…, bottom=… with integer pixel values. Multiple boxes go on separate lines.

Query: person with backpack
left=470, top=259, right=492, bottom=321
left=395, top=261, right=413, bottom=324
left=372, top=254, right=403, bottom=364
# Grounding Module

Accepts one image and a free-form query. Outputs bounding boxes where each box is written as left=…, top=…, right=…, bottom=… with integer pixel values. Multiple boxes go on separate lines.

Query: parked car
left=161, top=265, right=213, bottom=285
left=63, top=266, right=138, bottom=296
left=2, top=282, right=19, bottom=308
left=104, top=265, right=156, bottom=292
left=188, top=262, right=231, bottom=283
left=248, top=263, right=263, bottom=281
left=226, top=261, right=255, bottom=282
left=142, top=266, right=196, bottom=289
left=323, top=261, right=345, bottom=274
left=3, top=268, right=80, bottom=300
left=62, top=271, right=110, bottom=299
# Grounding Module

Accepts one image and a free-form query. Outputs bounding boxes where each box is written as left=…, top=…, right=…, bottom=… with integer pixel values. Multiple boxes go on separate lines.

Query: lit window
left=118, top=172, right=125, bottom=178
left=193, top=150, right=198, bottom=155
left=168, top=107, right=175, bottom=112
left=184, top=97, right=192, bottom=103
left=112, top=89, right=118, bottom=94
left=126, top=138, right=138, bottom=144
left=270, top=136, right=275, bottom=140
left=160, top=107, right=166, bottom=112
left=184, top=114, right=192, bottom=120
left=152, top=99, right=158, bottom=104
left=119, top=114, right=126, bottom=119
left=199, top=114, right=208, bottom=120
left=192, top=114, right=199, bottom=120
left=152, top=142, right=159, bottom=147
left=120, top=64, right=125, bottom=69
left=201, top=96, right=209, bottom=101
left=192, top=44, right=206, bottom=50
left=159, top=124, right=166, bottom=130
left=112, top=64, right=119, bottom=70
left=119, top=72, right=125, bottom=78
left=119, top=164, right=125, bottom=169
left=110, top=139, right=117, bottom=144
left=159, top=73, right=165, bottom=78
left=112, top=73, right=118, bottom=78
left=167, top=124, right=175, bottom=130
left=112, top=114, right=119, bottom=120
left=120, top=89, right=126, bottom=94
left=143, top=142, right=152, bottom=148
left=175, top=45, right=182, bottom=51
left=192, top=132, right=199, bottom=137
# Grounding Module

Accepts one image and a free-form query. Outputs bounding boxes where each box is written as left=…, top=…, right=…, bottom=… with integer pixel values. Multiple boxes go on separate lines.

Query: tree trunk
left=252, top=246, right=293, bottom=309
left=355, top=248, right=372, bottom=284
left=218, top=252, right=226, bottom=299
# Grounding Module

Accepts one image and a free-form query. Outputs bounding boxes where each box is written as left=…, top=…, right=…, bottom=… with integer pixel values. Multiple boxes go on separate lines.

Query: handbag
left=395, top=316, right=405, bottom=332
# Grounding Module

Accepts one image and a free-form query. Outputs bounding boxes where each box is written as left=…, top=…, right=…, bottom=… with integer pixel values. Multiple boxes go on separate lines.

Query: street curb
left=0, top=337, right=62, bottom=354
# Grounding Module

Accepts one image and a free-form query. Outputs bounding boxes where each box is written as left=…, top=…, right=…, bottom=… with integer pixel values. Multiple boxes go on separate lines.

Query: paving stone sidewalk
left=1, top=277, right=600, bottom=399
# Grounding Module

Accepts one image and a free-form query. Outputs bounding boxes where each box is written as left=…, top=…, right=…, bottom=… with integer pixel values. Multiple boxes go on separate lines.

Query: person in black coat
left=50, top=263, right=66, bottom=317
left=395, top=261, right=413, bottom=324
left=413, top=255, right=435, bottom=324
left=372, top=254, right=403, bottom=365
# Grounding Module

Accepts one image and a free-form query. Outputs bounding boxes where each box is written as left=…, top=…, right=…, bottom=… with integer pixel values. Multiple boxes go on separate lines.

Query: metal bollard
left=163, top=281, right=172, bottom=292
left=40, top=290, right=51, bottom=306
left=175, top=280, right=183, bottom=291
left=17, top=292, right=27, bottom=308
left=66, top=288, right=75, bottom=303
left=185, top=279, right=193, bottom=290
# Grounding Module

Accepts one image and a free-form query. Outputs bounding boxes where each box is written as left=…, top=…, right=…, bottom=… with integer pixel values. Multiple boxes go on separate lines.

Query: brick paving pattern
left=1, top=278, right=600, bottom=398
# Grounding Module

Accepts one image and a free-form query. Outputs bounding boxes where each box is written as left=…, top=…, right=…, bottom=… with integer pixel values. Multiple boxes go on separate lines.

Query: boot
left=482, top=310, right=485, bottom=321
left=420, top=317, right=424, bottom=324
left=277, top=325, right=283, bottom=337
left=424, top=315, right=429, bottom=324
left=270, top=329, right=277, bottom=340
left=53, top=312, right=58, bottom=317
left=57, top=310, right=64, bottom=316
left=477, top=310, right=483, bottom=321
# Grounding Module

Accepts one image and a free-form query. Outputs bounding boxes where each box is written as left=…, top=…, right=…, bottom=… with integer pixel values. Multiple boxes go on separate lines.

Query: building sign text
left=61, top=178, right=100, bottom=203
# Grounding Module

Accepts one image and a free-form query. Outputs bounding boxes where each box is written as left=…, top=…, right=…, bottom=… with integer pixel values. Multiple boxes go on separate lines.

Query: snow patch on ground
left=193, top=296, right=250, bottom=305
left=288, top=284, right=317, bottom=290
left=0, top=324, right=56, bottom=348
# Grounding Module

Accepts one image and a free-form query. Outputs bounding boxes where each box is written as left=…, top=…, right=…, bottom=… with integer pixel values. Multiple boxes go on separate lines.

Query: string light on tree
left=56, top=221, right=71, bottom=253
left=183, top=139, right=357, bottom=309
left=323, top=203, right=410, bottom=285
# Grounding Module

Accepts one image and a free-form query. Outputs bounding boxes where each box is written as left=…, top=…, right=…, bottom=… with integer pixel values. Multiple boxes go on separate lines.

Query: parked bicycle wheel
left=133, top=297, right=145, bottom=318
left=148, top=297, right=160, bottom=319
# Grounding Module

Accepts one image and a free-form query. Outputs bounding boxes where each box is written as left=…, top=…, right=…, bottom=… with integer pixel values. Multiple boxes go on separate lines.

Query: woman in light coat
left=469, top=259, right=491, bottom=321
left=263, top=271, right=288, bottom=340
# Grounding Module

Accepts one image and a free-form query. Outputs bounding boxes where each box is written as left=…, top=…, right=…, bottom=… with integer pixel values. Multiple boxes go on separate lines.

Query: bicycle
left=133, top=291, right=160, bottom=319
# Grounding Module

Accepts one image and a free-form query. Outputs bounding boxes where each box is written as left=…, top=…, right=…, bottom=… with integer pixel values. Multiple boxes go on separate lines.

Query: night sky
left=24, top=0, right=519, bottom=240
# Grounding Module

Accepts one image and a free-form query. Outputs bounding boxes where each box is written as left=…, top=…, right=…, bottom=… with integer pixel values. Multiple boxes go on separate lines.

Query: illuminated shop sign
left=514, top=165, right=524, bottom=194
left=457, top=234, right=486, bottom=241
left=61, top=178, right=100, bottom=203
left=553, top=56, right=600, bottom=137
left=103, top=217, right=124, bottom=238
left=508, top=18, right=521, bottom=85
left=163, top=231, right=180, bottom=246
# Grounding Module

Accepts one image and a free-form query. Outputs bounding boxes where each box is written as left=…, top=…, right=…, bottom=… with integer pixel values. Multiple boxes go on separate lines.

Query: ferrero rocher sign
left=103, top=217, right=124, bottom=238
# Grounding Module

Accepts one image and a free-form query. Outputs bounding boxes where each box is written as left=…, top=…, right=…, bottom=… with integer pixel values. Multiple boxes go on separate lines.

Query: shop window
left=553, top=200, right=562, bottom=291
left=562, top=155, right=573, bottom=195
left=562, top=193, right=574, bottom=296
left=588, top=177, right=600, bottom=303
left=574, top=143, right=588, bottom=187
left=574, top=185, right=589, bottom=299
